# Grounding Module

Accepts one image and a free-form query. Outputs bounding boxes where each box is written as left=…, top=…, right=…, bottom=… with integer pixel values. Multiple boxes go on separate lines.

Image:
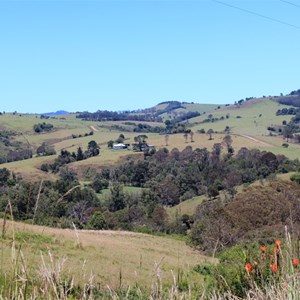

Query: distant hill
left=43, top=110, right=69, bottom=116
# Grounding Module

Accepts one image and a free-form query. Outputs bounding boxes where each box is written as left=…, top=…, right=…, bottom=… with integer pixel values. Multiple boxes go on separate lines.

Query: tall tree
left=108, top=183, right=125, bottom=212
left=87, top=140, right=100, bottom=156
left=207, top=129, right=214, bottom=140
left=190, top=131, right=194, bottom=142
left=76, top=147, right=84, bottom=161
left=183, top=132, right=188, bottom=143
left=222, top=135, right=234, bottom=156
left=164, top=134, right=169, bottom=146
left=133, top=135, right=148, bottom=151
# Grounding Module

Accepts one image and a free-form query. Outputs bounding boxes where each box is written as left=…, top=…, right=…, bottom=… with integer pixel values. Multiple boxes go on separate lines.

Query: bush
left=291, top=173, right=300, bottom=184
left=86, top=212, right=107, bottom=230
left=33, top=122, right=54, bottom=133
left=197, top=128, right=206, bottom=134
left=40, top=164, right=49, bottom=172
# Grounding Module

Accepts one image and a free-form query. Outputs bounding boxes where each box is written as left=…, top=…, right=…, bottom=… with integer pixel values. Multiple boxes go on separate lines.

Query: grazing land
left=1, top=98, right=299, bottom=179
left=1, top=94, right=300, bottom=298
left=0, top=220, right=213, bottom=290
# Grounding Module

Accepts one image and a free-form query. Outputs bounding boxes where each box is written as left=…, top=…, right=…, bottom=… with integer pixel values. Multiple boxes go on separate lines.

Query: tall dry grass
left=1, top=197, right=299, bottom=299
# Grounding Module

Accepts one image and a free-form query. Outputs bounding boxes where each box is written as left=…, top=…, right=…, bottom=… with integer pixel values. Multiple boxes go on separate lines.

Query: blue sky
left=0, top=0, right=299, bottom=113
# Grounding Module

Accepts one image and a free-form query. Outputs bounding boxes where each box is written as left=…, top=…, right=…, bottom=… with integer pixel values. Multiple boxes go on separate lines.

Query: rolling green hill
left=0, top=96, right=300, bottom=179
left=1, top=95, right=300, bottom=298
left=0, top=219, right=215, bottom=297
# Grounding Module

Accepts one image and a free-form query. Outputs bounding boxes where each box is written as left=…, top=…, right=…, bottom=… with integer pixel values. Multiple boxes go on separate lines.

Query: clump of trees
left=277, top=95, right=300, bottom=107
left=132, top=135, right=149, bottom=151
left=111, top=143, right=297, bottom=203
left=107, top=134, right=127, bottom=148
left=0, top=140, right=299, bottom=239
left=190, top=180, right=300, bottom=253
left=36, top=143, right=56, bottom=156
left=33, top=122, right=54, bottom=133
left=72, top=131, right=94, bottom=139
left=276, top=107, right=300, bottom=116
left=0, top=167, right=170, bottom=233
left=0, top=130, right=32, bottom=164
left=41, top=140, right=100, bottom=173
left=0, top=167, right=100, bottom=228
left=6, top=149, right=33, bottom=162
left=77, top=110, right=163, bottom=123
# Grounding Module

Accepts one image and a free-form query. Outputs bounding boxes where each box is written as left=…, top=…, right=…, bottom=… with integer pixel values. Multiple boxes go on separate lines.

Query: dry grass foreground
left=0, top=219, right=214, bottom=292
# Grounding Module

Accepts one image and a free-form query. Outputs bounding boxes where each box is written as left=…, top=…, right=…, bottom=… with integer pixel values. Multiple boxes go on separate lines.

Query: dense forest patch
left=190, top=180, right=300, bottom=253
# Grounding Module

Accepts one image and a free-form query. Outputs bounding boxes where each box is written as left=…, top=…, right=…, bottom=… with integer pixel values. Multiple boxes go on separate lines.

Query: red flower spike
left=260, top=245, right=267, bottom=252
left=275, top=240, right=281, bottom=247
left=292, top=258, right=299, bottom=268
left=245, top=263, right=252, bottom=272
left=271, top=263, right=278, bottom=273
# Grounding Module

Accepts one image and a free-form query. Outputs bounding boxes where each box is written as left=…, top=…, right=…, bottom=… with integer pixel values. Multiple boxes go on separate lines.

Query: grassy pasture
left=3, top=131, right=299, bottom=180
left=190, top=98, right=292, bottom=136
left=0, top=220, right=214, bottom=290
left=0, top=113, right=90, bottom=132
left=183, top=103, right=220, bottom=113
left=0, top=155, right=57, bottom=180
left=1, top=101, right=299, bottom=180
left=0, top=113, right=41, bottom=133
left=64, top=132, right=275, bottom=176
left=150, top=132, right=272, bottom=152
left=159, top=103, right=218, bottom=120
left=167, top=195, right=206, bottom=218
left=254, top=135, right=300, bottom=160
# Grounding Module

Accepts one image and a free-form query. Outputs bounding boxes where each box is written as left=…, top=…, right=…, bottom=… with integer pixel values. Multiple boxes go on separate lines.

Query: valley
left=0, top=94, right=300, bottom=298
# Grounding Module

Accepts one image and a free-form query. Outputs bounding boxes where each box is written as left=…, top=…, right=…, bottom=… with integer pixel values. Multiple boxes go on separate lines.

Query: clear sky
left=0, top=0, right=299, bottom=113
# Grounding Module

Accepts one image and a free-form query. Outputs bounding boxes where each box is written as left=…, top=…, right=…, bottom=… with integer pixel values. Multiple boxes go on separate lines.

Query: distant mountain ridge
left=43, top=110, right=69, bottom=116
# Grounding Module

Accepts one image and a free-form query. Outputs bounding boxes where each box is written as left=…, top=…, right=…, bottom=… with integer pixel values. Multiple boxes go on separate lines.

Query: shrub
left=86, top=212, right=107, bottom=230
left=291, top=173, right=300, bottom=184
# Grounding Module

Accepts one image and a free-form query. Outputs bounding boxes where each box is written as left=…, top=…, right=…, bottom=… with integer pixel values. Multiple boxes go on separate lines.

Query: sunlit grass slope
left=190, top=98, right=292, bottom=135
left=0, top=220, right=214, bottom=290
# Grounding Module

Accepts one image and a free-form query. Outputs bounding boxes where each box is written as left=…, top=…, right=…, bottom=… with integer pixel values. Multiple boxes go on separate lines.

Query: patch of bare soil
left=90, top=125, right=98, bottom=132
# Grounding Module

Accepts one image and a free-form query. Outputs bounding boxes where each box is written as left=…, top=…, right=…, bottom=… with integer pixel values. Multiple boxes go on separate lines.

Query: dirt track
left=89, top=125, right=98, bottom=132
left=238, top=134, right=273, bottom=147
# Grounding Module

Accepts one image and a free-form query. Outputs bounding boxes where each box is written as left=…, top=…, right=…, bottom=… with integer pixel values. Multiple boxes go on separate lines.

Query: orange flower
left=275, top=240, right=281, bottom=247
left=260, top=245, right=267, bottom=252
left=274, top=247, right=280, bottom=254
left=271, top=263, right=278, bottom=273
left=292, top=258, right=299, bottom=268
left=245, top=263, right=252, bottom=272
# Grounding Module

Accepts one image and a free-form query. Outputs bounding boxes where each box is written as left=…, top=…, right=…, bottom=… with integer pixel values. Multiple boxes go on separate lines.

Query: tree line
left=40, top=140, right=100, bottom=173
left=76, top=110, right=163, bottom=123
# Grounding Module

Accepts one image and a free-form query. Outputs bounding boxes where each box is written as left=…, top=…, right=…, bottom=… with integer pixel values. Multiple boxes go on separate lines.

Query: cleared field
left=4, top=131, right=299, bottom=180
left=1, top=101, right=299, bottom=180
left=0, top=220, right=215, bottom=290
left=159, top=103, right=218, bottom=120
left=183, top=103, right=220, bottom=113
left=255, top=135, right=300, bottom=160
left=167, top=195, right=206, bottom=218
left=0, top=155, right=57, bottom=180
left=149, top=133, right=272, bottom=152
left=191, top=98, right=293, bottom=136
